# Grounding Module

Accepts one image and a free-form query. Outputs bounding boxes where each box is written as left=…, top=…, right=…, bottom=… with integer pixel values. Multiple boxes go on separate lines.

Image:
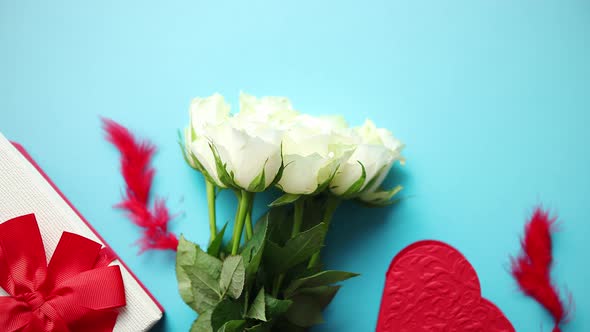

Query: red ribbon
left=0, top=214, right=126, bottom=332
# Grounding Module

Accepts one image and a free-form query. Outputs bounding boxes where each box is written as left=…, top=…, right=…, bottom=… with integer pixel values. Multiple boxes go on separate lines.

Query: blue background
left=1, top=1, right=589, bottom=331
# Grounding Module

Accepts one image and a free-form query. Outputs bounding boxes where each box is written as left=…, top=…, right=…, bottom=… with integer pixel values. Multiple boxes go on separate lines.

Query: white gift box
left=0, top=133, right=163, bottom=331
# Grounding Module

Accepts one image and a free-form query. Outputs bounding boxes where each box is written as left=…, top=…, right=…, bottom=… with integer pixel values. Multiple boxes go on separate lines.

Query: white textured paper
left=0, top=133, right=163, bottom=331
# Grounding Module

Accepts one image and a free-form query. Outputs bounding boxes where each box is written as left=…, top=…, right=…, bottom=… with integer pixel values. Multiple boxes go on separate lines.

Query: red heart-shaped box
left=376, top=240, right=515, bottom=332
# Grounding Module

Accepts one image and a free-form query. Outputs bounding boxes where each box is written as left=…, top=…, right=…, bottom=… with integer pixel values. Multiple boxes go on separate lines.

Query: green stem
left=308, top=195, right=340, bottom=268
left=206, top=180, right=217, bottom=244
left=272, top=274, right=285, bottom=298
left=245, top=193, right=255, bottom=241
left=291, top=198, right=305, bottom=237
left=231, top=190, right=251, bottom=255
left=273, top=198, right=306, bottom=297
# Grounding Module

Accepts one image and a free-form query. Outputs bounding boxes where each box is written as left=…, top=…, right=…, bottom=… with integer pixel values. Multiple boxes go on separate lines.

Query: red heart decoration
left=376, top=240, right=515, bottom=332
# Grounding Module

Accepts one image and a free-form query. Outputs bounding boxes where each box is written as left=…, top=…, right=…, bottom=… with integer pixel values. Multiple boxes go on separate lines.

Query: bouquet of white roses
left=177, top=93, right=404, bottom=332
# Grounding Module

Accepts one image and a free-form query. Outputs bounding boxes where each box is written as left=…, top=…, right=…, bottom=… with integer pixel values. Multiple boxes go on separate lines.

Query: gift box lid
left=0, top=133, right=163, bottom=331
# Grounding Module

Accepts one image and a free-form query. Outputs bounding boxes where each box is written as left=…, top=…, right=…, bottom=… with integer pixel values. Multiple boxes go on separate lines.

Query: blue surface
left=1, top=1, right=589, bottom=331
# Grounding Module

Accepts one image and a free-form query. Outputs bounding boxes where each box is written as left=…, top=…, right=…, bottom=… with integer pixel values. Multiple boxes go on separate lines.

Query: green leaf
left=216, top=320, right=245, bottom=332
left=245, top=323, right=271, bottom=332
left=272, top=321, right=306, bottom=332
left=246, top=288, right=267, bottom=321
left=209, top=143, right=236, bottom=188
left=340, top=161, right=366, bottom=198
left=183, top=266, right=222, bottom=314
left=303, top=195, right=326, bottom=223
left=284, top=260, right=324, bottom=285
left=284, top=270, right=358, bottom=297
left=247, top=159, right=268, bottom=192
left=293, top=285, right=341, bottom=309
left=207, top=222, right=228, bottom=257
left=361, top=185, right=403, bottom=206
left=265, top=293, right=292, bottom=319
left=284, top=294, right=324, bottom=327
left=241, top=215, right=269, bottom=282
left=246, top=288, right=292, bottom=323
left=211, top=299, right=244, bottom=332
left=269, top=193, right=301, bottom=207
left=190, top=310, right=213, bottom=332
left=263, top=222, right=328, bottom=274
left=269, top=143, right=285, bottom=187
left=177, top=235, right=223, bottom=314
left=266, top=207, right=293, bottom=246
left=311, top=163, right=341, bottom=195
left=177, top=236, right=197, bottom=306
left=358, top=163, right=388, bottom=194
left=219, top=256, right=246, bottom=299
left=178, top=131, right=198, bottom=170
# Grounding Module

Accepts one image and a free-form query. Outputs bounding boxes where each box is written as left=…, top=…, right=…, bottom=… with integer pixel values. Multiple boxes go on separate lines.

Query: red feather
left=511, top=208, right=569, bottom=332
left=102, top=118, right=178, bottom=252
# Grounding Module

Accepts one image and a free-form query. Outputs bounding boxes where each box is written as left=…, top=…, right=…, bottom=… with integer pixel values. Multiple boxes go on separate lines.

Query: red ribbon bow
left=0, top=214, right=126, bottom=332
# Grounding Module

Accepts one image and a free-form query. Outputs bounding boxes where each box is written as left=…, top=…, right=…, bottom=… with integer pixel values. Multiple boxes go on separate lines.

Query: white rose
left=190, top=93, right=231, bottom=133
left=331, top=119, right=404, bottom=203
left=204, top=117, right=283, bottom=191
left=183, top=94, right=231, bottom=187
left=185, top=93, right=285, bottom=191
left=236, top=92, right=299, bottom=129
left=277, top=114, right=355, bottom=195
